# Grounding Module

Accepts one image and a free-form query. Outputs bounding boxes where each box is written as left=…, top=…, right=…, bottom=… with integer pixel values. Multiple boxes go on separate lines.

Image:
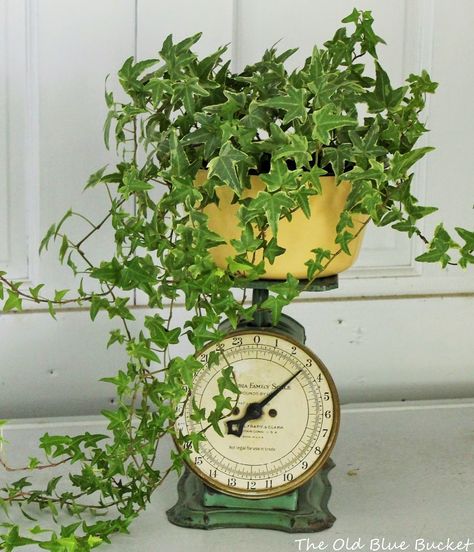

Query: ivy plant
left=0, top=9, right=473, bottom=550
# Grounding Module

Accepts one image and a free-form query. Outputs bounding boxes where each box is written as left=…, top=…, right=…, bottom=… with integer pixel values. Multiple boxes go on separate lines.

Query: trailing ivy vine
left=0, top=10, right=473, bottom=550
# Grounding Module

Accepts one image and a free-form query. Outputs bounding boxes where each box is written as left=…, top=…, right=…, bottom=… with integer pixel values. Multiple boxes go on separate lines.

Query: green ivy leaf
left=39, top=224, right=57, bottom=254
left=59, top=235, right=69, bottom=264
left=262, top=274, right=300, bottom=324
left=205, top=90, right=246, bottom=119
left=268, top=122, right=290, bottom=146
left=241, top=100, right=270, bottom=129
left=173, top=76, right=209, bottom=114
left=230, top=225, right=263, bottom=254
left=341, top=7, right=360, bottom=24
left=208, top=393, right=233, bottom=437
left=101, top=371, right=133, bottom=396
left=121, top=167, right=154, bottom=196
left=145, top=315, right=181, bottom=348
left=389, top=147, right=434, bottom=180
left=249, top=191, right=295, bottom=237
left=190, top=399, right=206, bottom=423
left=260, top=160, right=299, bottom=193
left=145, top=77, right=173, bottom=106
left=53, top=289, right=69, bottom=303
left=127, top=341, right=161, bottom=363
left=456, top=227, right=474, bottom=249
left=47, top=301, right=57, bottom=319
left=1, top=525, right=38, bottom=548
left=29, top=284, right=44, bottom=301
left=90, top=259, right=122, bottom=285
left=107, top=329, right=126, bottom=348
left=371, top=61, right=392, bottom=111
left=208, top=141, right=252, bottom=195
left=305, top=248, right=332, bottom=280
left=264, top=238, right=286, bottom=264
left=272, top=134, right=311, bottom=168
left=415, top=223, right=456, bottom=267
left=3, top=291, right=22, bottom=313
left=226, top=255, right=263, bottom=279
left=261, top=86, right=308, bottom=124
left=217, top=366, right=240, bottom=396
left=289, top=186, right=318, bottom=219
left=312, top=104, right=357, bottom=144
left=335, top=230, right=354, bottom=255
left=342, top=159, right=386, bottom=183
left=181, top=126, right=217, bottom=147
left=84, top=165, right=108, bottom=190
left=349, top=123, right=386, bottom=159
left=169, top=129, right=190, bottom=177
left=322, top=145, right=353, bottom=178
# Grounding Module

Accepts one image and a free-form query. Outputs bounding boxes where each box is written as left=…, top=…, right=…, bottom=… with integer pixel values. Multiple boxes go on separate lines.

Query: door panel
left=0, top=0, right=473, bottom=417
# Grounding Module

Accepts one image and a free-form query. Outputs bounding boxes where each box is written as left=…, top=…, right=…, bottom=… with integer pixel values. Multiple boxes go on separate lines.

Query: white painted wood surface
left=0, top=1, right=473, bottom=417
left=2, top=399, right=474, bottom=549
left=1, top=295, right=473, bottom=418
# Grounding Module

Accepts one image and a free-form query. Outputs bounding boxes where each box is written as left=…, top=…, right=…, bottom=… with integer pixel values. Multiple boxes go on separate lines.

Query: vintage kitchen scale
left=167, top=275, right=340, bottom=532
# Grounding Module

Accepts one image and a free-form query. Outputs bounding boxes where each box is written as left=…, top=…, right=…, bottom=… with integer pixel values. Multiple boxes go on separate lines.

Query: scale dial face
left=175, top=330, right=340, bottom=498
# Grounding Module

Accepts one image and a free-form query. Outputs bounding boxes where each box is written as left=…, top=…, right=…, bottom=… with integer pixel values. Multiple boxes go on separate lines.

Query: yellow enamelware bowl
left=197, top=170, right=368, bottom=279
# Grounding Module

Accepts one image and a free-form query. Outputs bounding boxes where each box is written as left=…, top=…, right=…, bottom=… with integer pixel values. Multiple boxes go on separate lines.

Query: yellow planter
left=197, top=171, right=368, bottom=280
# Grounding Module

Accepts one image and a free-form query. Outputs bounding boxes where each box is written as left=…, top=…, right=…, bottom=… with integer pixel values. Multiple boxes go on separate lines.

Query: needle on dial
left=226, top=369, right=302, bottom=437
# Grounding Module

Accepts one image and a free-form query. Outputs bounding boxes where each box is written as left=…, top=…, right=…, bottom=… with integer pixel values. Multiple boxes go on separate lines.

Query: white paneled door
left=1, top=0, right=473, bottom=418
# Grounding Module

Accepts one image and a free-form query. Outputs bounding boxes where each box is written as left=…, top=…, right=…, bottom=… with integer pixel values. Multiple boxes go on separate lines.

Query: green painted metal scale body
left=167, top=276, right=338, bottom=532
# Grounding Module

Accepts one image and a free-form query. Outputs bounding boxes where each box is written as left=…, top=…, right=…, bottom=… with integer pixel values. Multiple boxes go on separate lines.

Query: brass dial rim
left=174, top=328, right=340, bottom=499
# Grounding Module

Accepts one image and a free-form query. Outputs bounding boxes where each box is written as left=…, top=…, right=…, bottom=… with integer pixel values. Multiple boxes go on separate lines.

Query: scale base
left=166, top=459, right=335, bottom=533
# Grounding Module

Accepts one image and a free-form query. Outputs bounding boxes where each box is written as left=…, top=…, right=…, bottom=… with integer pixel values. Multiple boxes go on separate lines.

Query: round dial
left=175, top=330, right=340, bottom=498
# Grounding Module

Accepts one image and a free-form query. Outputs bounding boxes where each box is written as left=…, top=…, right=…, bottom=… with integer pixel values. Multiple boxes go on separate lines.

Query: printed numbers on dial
left=175, top=331, right=339, bottom=498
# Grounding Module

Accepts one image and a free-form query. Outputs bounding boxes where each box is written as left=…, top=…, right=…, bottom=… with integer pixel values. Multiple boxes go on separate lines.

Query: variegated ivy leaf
left=349, top=122, right=386, bottom=160
left=322, top=144, right=353, bottom=177
left=262, top=274, right=300, bottom=324
left=260, top=160, right=300, bottom=192
left=260, top=86, right=308, bottom=124
left=273, top=134, right=312, bottom=168
left=312, top=105, right=357, bottom=144
left=342, top=159, right=386, bottom=183
left=389, top=147, right=434, bottom=180
left=249, top=190, right=295, bottom=237
left=208, top=141, right=253, bottom=195
left=264, top=237, right=286, bottom=264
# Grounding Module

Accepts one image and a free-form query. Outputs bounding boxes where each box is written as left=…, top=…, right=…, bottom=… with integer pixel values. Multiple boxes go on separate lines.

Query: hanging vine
left=0, top=10, right=473, bottom=550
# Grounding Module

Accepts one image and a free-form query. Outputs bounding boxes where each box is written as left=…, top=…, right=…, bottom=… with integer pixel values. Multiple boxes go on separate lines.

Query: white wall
left=0, top=0, right=473, bottom=418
